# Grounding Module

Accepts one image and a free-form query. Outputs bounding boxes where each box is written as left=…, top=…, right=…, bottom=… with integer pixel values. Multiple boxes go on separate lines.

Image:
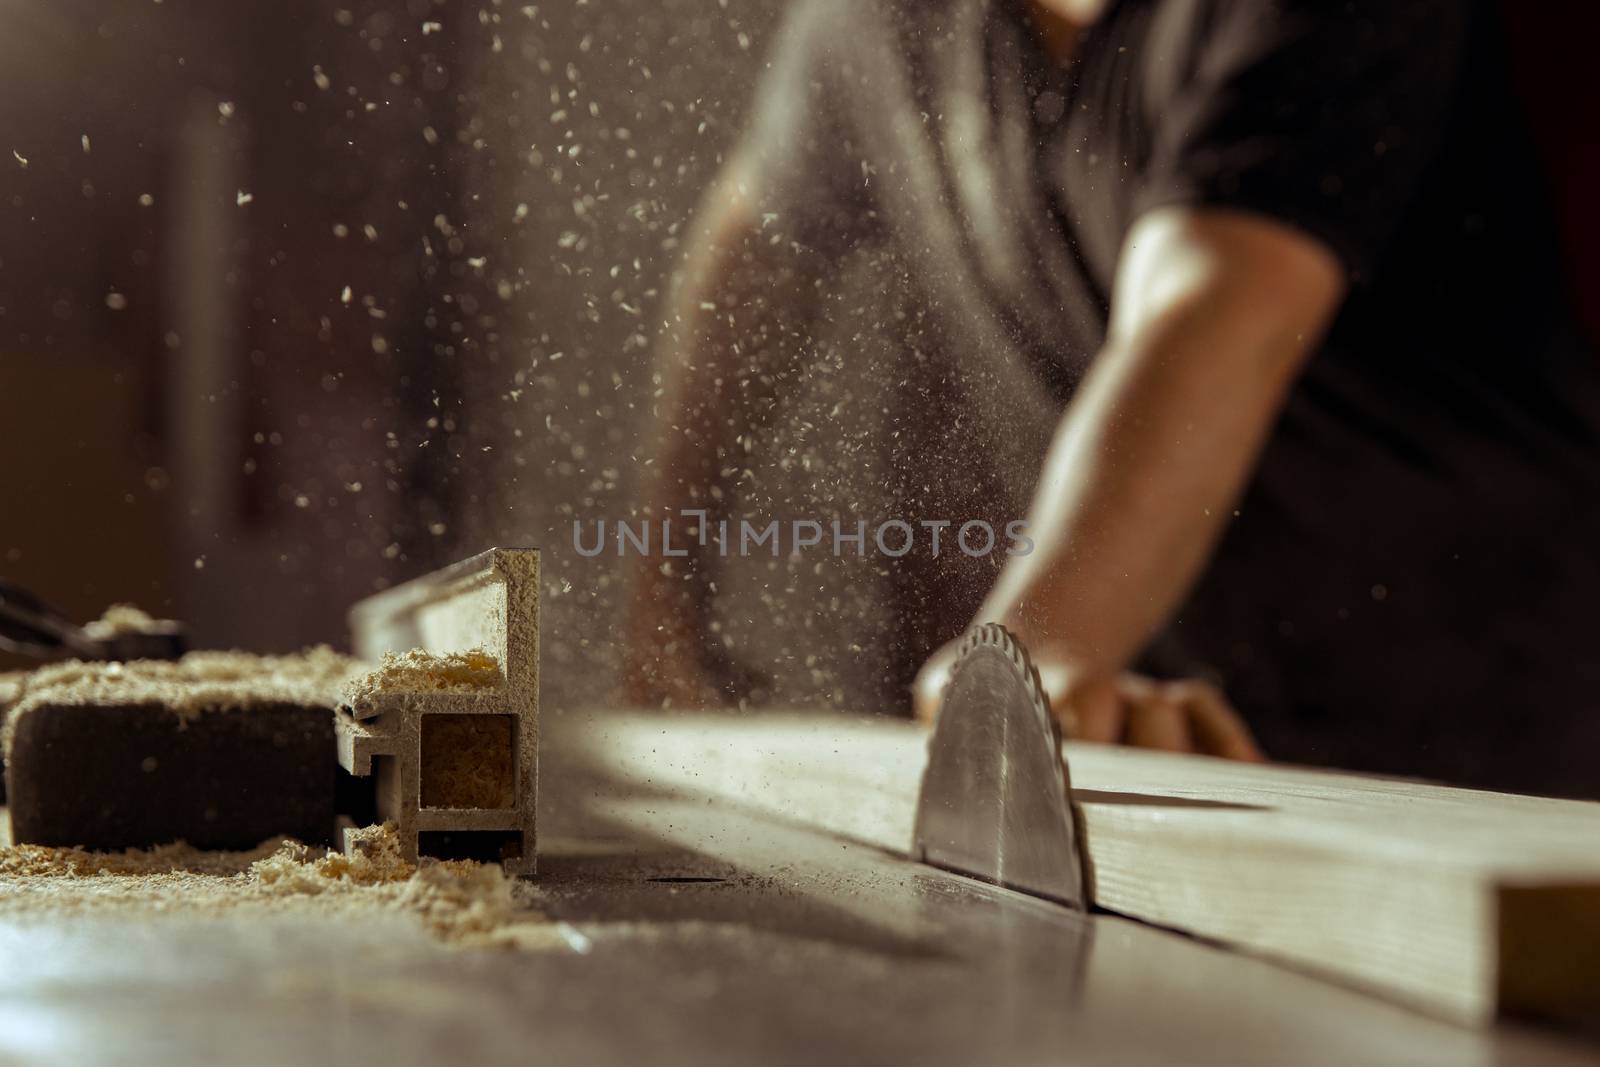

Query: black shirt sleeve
left=1132, top=0, right=1469, bottom=283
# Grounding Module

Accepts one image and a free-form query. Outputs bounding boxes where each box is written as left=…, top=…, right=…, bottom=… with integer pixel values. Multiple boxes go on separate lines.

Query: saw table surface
left=0, top=708, right=1594, bottom=1066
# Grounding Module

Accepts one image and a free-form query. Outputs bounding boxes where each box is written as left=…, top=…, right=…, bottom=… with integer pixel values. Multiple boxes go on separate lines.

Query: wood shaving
left=0, top=822, right=544, bottom=944
left=343, top=648, right=501, bottom=710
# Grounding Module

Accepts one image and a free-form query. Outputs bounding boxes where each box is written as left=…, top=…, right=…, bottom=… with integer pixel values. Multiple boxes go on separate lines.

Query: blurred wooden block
left=0, top=670, right=23, bottom=804
left=6, top=700, right=335, bottom=850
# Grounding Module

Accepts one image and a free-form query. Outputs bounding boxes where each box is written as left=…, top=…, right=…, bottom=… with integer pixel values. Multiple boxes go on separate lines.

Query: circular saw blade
left=911, top=624, right=1087, bottom=908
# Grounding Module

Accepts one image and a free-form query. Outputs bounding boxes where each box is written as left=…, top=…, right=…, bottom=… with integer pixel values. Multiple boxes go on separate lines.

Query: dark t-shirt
left=738, top=0, right=1600, bottom=795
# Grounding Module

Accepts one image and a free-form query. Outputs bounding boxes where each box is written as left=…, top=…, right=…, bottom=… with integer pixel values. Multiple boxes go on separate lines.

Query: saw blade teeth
left=917, top=620, right=1087, bottom=907
left=953, top=624, right=1053, bottom=724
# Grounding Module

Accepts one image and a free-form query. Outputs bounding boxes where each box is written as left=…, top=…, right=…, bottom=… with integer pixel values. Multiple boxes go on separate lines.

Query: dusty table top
left=0, top=711, right=1594, bottom=1066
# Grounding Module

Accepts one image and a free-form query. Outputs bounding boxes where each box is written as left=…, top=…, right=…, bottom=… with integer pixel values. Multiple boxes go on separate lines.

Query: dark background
left=0, top=0, right=786, bottom=703
left=2, top=1, right=1596, bottom=708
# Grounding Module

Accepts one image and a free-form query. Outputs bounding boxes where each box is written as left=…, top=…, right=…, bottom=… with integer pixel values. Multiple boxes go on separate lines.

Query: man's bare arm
left=624, top=157, right=827, bottom=706
left=919, top=206, right=1344, bottom=751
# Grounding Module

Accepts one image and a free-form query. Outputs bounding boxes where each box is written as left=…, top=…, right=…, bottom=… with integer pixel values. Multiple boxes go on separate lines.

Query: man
left=626, top=0, right=1600, bottom=798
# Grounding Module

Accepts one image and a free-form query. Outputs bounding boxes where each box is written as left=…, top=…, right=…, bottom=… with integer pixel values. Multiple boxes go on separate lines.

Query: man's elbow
left=1112, top=205, right=1348, bottom=377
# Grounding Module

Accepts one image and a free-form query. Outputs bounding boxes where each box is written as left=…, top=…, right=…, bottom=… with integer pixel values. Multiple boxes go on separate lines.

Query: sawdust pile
left=421, top=714, right=516, bottom=808
left=81, top=603, right=170, bottom=640
left=2, top=647, right=359, bottom=756
left=343, top=648, right=501, bottom=710
left=0, top=822, right=542, bottom=944
left=0, top=670, right=24, bottom=710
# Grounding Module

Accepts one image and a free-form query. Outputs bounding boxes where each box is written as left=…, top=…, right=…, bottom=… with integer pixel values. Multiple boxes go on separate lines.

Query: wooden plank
left=558, top=710, right=1600, bottom=1026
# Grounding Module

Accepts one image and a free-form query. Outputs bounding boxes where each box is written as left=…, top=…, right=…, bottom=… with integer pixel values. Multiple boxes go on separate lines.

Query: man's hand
left=913, top=639, right=1265, bottom=761
left=622, top=551, right=773, bottom=709
left=623, top=150, right=822, bottom=711
left=621, top=543, right=753, bottom=709
left=622, top=591, right=725, bottom=709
